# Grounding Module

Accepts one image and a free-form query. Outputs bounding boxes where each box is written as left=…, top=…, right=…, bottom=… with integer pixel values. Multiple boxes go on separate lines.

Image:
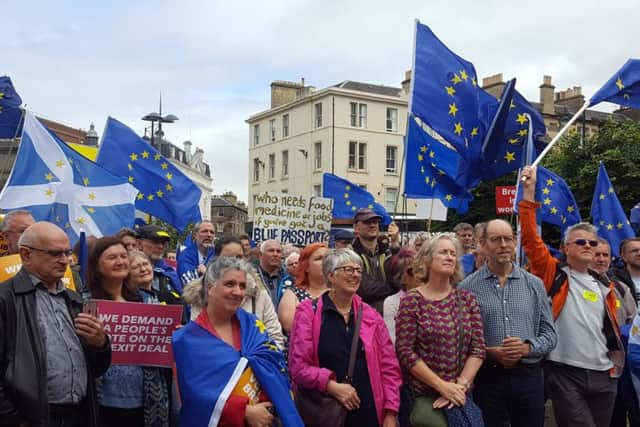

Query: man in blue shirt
left=177, top=221, right=215, bottom=286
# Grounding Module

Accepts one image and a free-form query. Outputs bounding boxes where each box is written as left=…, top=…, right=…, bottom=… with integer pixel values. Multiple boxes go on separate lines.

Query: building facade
left=210, top=191, right=248, bottom=237
left=246, top=79, right=410, bottom=220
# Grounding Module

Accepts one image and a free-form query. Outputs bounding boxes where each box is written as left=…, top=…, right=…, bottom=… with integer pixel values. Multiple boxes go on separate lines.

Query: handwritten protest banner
left=96, top=300, right=183, bottom=367
left=0, top=254, right=75, bottom=289
left=252, top=192, right=333, bottom=245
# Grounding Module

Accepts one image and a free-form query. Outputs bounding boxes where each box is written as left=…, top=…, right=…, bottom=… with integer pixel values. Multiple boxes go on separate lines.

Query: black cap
left=137, top=225, right=171, bottom=241
left=334, top=229, right=354, bottom=241
left=353, top=208, right=382, bottom=223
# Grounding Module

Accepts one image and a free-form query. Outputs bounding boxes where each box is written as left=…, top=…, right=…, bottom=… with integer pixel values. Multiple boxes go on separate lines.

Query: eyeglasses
left=22, top=246, right=73, bottom=258
left=569, top=239, right=598, bottom=247
left=335, top=266, right=362, bottom=275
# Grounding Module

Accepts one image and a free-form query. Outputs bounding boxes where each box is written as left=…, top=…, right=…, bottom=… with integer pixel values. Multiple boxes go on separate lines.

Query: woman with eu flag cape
left=172, top=256, right=303, bottom=427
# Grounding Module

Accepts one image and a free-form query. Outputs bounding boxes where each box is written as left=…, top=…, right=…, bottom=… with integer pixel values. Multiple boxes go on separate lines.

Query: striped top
left=395, top=288, right=486, bottom=396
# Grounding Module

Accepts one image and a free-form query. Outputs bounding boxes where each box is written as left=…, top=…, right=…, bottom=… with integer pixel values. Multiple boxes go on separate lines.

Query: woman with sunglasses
left=288, top=248, right=402, bottom=427
left=88, top=237, right=174, bottom=427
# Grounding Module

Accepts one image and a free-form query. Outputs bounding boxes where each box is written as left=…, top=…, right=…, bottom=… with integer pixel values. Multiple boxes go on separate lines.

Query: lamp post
left=141, top=97, right=179, bottom=148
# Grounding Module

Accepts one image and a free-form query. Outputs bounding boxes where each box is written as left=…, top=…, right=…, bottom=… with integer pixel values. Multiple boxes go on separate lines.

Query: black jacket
left=0, top=268, right=111, bottom=427
left=609, top=265, right=639, bottom=303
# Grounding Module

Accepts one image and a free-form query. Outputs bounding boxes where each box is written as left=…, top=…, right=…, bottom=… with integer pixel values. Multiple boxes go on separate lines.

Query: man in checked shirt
left=460, top=219, right=557, bottom=427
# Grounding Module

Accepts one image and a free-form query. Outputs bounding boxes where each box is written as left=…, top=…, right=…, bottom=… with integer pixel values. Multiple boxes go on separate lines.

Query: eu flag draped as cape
left=172, top=308, right=303, bottom=427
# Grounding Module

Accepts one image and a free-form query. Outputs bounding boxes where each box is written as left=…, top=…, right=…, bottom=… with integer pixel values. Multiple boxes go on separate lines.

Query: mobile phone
left=83, top=301, right=98, bottom=317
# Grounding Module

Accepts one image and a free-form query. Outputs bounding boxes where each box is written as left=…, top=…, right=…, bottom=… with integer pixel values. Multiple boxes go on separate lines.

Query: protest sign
left=96, top=300, right=183, bottom=367
left=495, top=185, right=516, bottom=215
left=252, top=192, right=333, bottom=245
left=0, top=254, right=75, bottom=289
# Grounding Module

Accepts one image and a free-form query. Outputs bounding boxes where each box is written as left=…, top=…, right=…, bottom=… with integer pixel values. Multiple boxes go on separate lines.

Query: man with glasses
left=351, top=208, right=399, bottom=314
left=0, top=209, right=35, bottom=255
left=460, top=219, right=556, bottom=427
left=520, top=166, right=623, bottom=427
left=0, top=222, right=110, bottom=427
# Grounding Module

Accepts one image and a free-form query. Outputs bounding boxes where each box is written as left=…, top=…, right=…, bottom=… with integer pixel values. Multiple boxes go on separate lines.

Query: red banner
left=95, top=300, right=183, bottom=367
left=495, top=185, right=517, bottom=215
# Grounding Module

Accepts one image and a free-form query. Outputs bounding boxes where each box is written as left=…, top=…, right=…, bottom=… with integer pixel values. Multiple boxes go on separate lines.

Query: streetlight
left=141, top=96, right=179, bottom=146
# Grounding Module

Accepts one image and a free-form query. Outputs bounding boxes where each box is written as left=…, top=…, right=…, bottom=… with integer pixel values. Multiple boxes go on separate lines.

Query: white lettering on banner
left=252, top=191, right=333, bottom=245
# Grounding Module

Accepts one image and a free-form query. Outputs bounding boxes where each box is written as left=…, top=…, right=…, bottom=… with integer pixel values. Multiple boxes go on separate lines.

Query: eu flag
left=515, top=166, right=581, bottom=230
left=0, top=111, right=138, bottom=244
left=97, top=117, right=202, bottom=232
left=404, top=116, right=472, bottom=214
left=590, top=59, right=640, bottom=108
left=0, top=76, right=24, bottom=139
left=590, top=162, right=634, bottom=257
left=481, top=81, right=547, bottom=180
left=411, top=22, right=487, bottom=161
left=322, top=173, right=392, bottom=225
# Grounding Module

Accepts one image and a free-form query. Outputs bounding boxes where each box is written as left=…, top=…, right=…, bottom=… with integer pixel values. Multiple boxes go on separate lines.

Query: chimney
left=270, top=80, right=305, bottom=108
left=402, top=70, right=412, bottom=94
left=221, top=191, right=238, bottom=205
left=183, top=140, right=192, bottom=163
left=539, top=75, right=555, bottom=115
left=481, top=73, right=505, bottom=99
left=555, top=86, right=585, bottom=112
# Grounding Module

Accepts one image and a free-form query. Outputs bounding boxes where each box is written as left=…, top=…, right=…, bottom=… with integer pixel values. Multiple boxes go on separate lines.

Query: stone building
left=210, top=191, right=248, bottom=237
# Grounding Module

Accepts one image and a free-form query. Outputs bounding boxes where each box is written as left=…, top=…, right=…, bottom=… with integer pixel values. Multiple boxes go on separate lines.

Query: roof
left=333, top=81, right=403, bottom=97
left=211, top=197, right=248, bottom=212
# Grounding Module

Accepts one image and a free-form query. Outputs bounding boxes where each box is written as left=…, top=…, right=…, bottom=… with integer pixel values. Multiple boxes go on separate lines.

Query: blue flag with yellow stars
left=322, top=173, right=392, bottom=226
left=481, top=83, right=547, bottom=180
left=411, top=22, right=487, bottom=164
left=515, top=166, right=581, bottom=230
left=404, top=116, right=473, bottom=214
left=0, top=76, right=24, bottom=139
left=0, top=111, right=137, bottom=245
left=97, top=117, right=202, bottom=232
left=590, top=59, right=640, bottom=108
left=590, top=162, right=634, bottom=257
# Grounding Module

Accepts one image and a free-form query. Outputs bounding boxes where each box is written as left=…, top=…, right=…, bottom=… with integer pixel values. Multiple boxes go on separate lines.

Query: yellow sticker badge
left=582, top=290, right=599, bottom=303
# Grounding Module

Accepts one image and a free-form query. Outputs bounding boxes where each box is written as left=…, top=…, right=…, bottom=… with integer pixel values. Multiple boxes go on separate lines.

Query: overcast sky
left=3, top=0, right=638, bottom=202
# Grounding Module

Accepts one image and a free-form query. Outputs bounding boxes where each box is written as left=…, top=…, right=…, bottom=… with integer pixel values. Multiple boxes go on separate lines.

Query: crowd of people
left=1, top=165, right=640, bottom=426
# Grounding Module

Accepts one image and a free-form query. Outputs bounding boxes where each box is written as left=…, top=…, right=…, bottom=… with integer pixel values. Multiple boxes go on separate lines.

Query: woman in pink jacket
left=288, top=248, right=402, bottom=427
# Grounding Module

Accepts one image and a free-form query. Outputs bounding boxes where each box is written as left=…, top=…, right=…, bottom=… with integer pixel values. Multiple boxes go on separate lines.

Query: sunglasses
left=569, top=239, right=598, bottom=247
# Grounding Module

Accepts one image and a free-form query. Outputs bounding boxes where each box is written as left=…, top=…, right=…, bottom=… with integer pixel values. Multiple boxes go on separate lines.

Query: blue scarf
left=172, top=308, right=303, bottom=427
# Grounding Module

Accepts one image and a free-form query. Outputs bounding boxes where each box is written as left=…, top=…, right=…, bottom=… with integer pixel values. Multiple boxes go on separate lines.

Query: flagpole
left=523, top=101, right=589, bottom=177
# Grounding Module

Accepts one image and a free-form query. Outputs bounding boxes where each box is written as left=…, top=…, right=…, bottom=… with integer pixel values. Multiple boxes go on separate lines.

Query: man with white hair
left=0, top=209, right=35, bottom=255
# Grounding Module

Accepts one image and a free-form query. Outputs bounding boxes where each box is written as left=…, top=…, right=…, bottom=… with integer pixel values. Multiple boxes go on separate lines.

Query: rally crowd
left=2, top=165, right=640, bottom=427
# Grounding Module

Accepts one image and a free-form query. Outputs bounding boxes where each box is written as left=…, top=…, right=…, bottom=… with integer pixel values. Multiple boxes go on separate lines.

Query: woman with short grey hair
left=288, top=248, right=402, bottom=427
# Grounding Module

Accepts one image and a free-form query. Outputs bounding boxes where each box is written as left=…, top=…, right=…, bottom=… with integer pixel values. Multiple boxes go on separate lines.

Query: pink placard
left=95, top=300, right=183, bottom=367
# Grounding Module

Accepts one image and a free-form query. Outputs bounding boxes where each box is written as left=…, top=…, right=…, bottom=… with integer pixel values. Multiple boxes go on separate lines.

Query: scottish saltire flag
left=97, top=117, right=202, bottom=232
left=404, top=116, right=472, bottom=214
left=322, top=173, right=392, bottom=225
left=590, top=59, right=640, bottom=108
left=515, top=166, right=581, bottom=230
left=411, top=22, right=487, bottom=163
left=0, top=111, right=137, bottom=244
left=172, top=309, right=303, bottom=427
left=0, top=76, right=24, bottom=139
left=591, top=163, right=634, bottom=257
left=480, top=81, right=547, bottom=180
left=628, top=315, right=640, bottom=396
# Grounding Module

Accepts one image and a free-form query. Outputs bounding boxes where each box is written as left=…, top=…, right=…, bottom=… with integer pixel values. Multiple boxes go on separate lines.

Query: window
left=269, top=119, right=276, bottom=140
left=313, top=184, right=322, bottom=197
left=314, top=142, right=322, bottom=169
left=253, top=124, right=260, bottom=145
left=281, top=189, right=288, bottom=193
left=385, top=187, right=398, bottom=212
left=253, top=158, right=260, bottom=182
left=314, top=103, right=323, bottom=128
left=218, top=209, right=225, bottom=217
left=268, top=153, right=275, bottom=179
left=348, top=141, right=367, bottom=170
left=386, top=145, right=398, bottom=173
left=282, top=114, right=289, bottom=138
left=386, top=108, right=398, bottom=132
left=282, top=150, right=289, bottom=176
left=350, top=102, right=367, bottom=128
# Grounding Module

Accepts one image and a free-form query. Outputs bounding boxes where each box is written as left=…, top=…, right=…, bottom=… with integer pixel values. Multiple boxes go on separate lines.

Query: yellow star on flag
left=445, top=86, right=456, bottom=96
left=418, top=154, right=424, bottom=161
left=156, top=190, right=164, bottom=198
left=516, top=113, right=528, bottom=125
left=518, top=129, right=528, bottom=137
left=543, top=198, right=551, bottom=205
left=550, top=207, right=558, bottom=215
left=77, top=217, right=86, bottom=225
left=137, top=193, right=144, bottom=200
left=165, top=184, right=173, bottom=191
left=608, top=187, right=614, bottom=193
left=508, top=138, right=520, bottom=145
left=617, top=223, right=624, bottom=229
left=504, top=152, right=516, bottom=163
left=45, top=189, right=54, bottom=197
left=460, top=70, right=469, bottom=81
left=445, top=194, right=453, bottom=201
left=55, top=160, right=65, bottom=168
left=161, top=162, right=169, bottom=170
left=599, top=193, right=606, bottom=200
left=471, top=77, right=477, bottom=86
left=147, top=194, right=155, bottom=201
left=82, top=177, right=89, bottom=186
left=129, top=153, right=138, bottom=161
left=128, top=163, right=133, bottom=171
left=420, top=145, right=427, bottom=152
left=542, top=188, right=550, bottom=195
left=45, top=173, right=54, bottom=181
left=88, top=192, right=96, bottom=201
left=450, top=73, right=462, bottom=85
left=346, top=200, right=351, bottom=206
left=454, top=122, right=463, bottom=136
left=509, top=100, right=516, bottom=110
left=425, top=176, right=430, bottom=184
left=351, top=206, right=357, bottom=211
left=165, top=172, right=173, bottom=180
left=154, top=153, right=161, bottom=160
left=343, top=193, right=349, bottom=198
left=546, top=178, right=554, bottom=186
left=128, top=176, right=134, bottom=183
left=87, top=207, right=96, bottom=214
left=368, top=204, right=373, bottom=208
left=345, top=185, right=351, bottom=190
left=623, top=93, right=631, bottom=100
left=607, top=223, right=614, bottom=230
left=567, top=206, right=575, bottom=213
left=616, top=77, right=624, bottom=90
left=470, top=127, right=479, bottom=137
left=448, top=103, right=458, bottom=116
left=141, top=150, right=150, bottom=159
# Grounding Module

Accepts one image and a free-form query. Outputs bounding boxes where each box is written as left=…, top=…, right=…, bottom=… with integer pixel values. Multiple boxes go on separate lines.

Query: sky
left=4, top=0, right=639, bottom=203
